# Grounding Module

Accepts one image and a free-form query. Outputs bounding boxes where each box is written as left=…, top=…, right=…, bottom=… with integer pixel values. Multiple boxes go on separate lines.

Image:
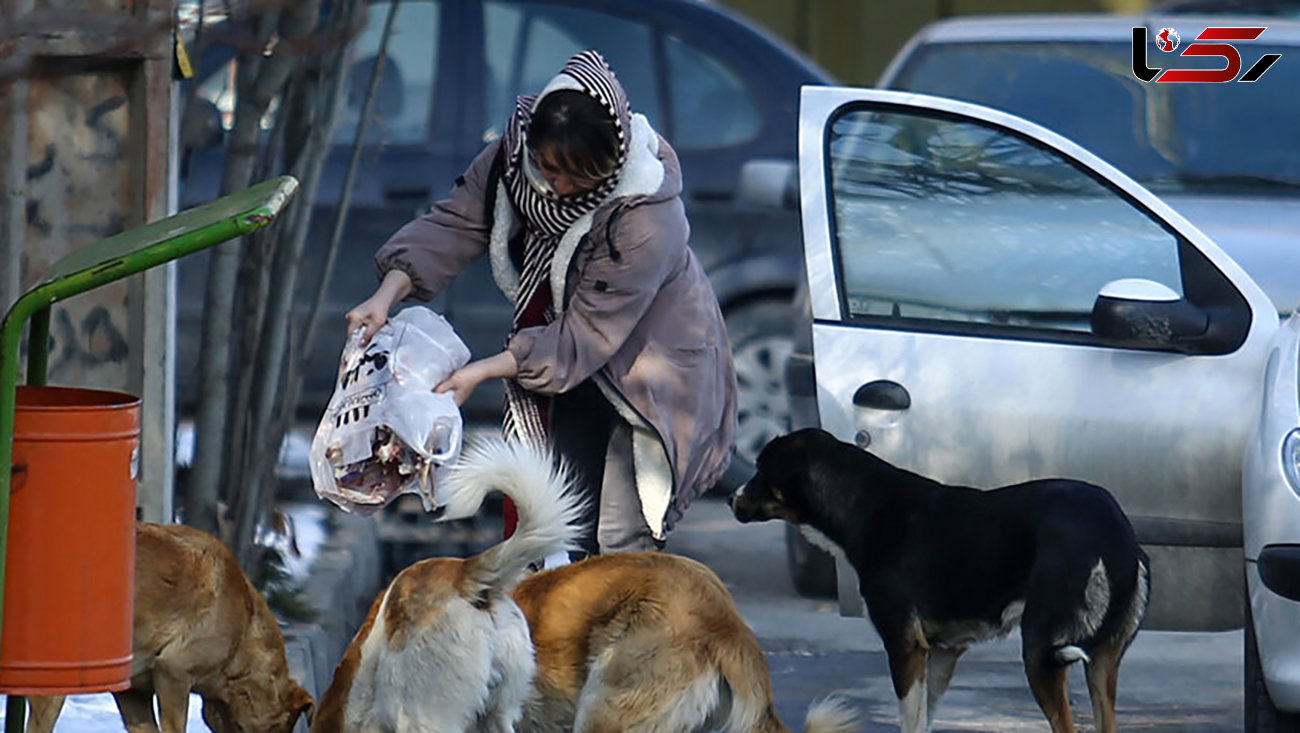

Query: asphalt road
left=666, top=493, right=1245, bottom=732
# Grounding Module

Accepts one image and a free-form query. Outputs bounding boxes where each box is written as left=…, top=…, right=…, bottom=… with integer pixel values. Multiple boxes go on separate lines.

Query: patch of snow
left=0, top=693, right=208, bottom=731
left=275, top=502, right=330, bottom=583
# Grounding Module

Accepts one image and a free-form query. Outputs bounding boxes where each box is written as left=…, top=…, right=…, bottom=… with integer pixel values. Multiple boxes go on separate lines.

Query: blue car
left=178, top=0, right=834, bottom=479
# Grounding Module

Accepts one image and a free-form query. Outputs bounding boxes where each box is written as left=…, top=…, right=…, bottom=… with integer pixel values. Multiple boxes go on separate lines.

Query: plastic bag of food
left=309, top=307, right=471, bottom=515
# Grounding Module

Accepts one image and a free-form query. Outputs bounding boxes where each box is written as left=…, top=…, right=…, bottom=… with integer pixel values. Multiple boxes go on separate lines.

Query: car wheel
left=725, top=298, right=796, bottom=471
left=1247, top=600, right=1300, bottom=731
left=785, top=523, right=837, bottom=599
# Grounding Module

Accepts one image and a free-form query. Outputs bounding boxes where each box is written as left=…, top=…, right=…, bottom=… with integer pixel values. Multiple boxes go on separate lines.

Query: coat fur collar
left=487, top=113, right=665, bottom=308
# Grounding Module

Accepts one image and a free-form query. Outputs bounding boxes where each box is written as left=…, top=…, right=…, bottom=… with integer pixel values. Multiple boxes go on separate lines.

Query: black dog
left=730, top=428, right=1150, bottom=733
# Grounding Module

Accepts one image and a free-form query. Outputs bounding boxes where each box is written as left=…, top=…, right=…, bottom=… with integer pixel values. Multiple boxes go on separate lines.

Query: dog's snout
left=726, top=484, right=746, bottom=511
left=728, top=486, right=759, bottom=523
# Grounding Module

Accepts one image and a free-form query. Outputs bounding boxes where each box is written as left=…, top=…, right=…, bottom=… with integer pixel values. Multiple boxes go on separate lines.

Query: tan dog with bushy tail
left=26, top=522, right=314, bottom=733
left=310, top=437, right=585, bottom=732
left=310, top=438, right=855, bottom=733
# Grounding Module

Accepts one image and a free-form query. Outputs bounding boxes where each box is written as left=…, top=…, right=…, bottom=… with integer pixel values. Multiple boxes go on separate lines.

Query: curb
left=280, top=510, right=383, bottom=726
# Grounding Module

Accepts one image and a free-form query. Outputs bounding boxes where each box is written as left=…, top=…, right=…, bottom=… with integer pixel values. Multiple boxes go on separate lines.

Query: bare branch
left=296, top=0, right=401, bottom=382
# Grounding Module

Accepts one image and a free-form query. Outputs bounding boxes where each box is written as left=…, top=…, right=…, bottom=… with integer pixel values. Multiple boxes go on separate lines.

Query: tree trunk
left=245, top=0, right=365, bottom=532
left=189, top=0, right=320, bottom=543
left=188, top=12, right=281, bottom=535
left=227, top=0, right=363, bottom=569
left=292, top=0, right=402, bottom=408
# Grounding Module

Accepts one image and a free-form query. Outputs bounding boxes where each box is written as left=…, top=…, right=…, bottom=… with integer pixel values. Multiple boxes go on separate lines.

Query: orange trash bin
left=0, top=385, right=139, bottom=694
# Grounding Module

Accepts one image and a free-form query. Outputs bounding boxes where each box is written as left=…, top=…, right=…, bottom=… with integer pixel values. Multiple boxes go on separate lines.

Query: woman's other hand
left=345, top=269, right=413, bottom=344
left=435, top=350, right=518, bottom=406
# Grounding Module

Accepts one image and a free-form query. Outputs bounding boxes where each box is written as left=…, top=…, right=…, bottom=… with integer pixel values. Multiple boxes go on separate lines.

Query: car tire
left=785, top=523, right=837, bottom=599
left=724, top=298, right=796, bottom=477
left=1247, top=601, right=1300, bottom=732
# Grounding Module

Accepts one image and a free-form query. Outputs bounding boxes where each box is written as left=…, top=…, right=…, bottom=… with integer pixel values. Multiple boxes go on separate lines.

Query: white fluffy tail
left=803, top=696, right=858, bottom=733
left=439, top=437, right=585, bottom=597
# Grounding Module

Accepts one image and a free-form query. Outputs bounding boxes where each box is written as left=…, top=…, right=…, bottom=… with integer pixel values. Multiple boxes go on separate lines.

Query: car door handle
left=853, top=380, right=910, bottom=410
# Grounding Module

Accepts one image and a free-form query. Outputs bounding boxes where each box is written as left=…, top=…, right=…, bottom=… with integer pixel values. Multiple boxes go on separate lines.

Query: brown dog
left=26, top=522, right=314, bottom=733
left=511, top=552, right=857, bottom=733
left=318, top=549, right=855, bottom=733
left=311, top=438, right=853, bottom=732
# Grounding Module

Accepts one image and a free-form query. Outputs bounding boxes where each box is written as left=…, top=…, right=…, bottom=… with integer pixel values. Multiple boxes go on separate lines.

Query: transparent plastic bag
left=309, top=307, right=471, bottom=515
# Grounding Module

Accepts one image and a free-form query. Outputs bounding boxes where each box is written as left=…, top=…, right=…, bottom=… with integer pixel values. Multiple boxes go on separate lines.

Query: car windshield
left=887, top=40, right=1300, bottom=197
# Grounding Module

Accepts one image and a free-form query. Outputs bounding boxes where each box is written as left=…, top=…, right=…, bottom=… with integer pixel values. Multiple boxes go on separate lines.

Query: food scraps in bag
left=325, top=426, right=431, bottom=510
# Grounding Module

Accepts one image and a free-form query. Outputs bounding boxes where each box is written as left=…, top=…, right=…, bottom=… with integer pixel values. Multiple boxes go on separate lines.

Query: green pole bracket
left=0, top=176, right=298, bottom=728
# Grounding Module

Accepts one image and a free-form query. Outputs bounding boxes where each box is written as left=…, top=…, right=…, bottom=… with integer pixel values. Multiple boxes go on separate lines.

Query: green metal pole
left=25, top=309, right=49, bottom=389
left=4, top=698, right=23, bottom=731
left=0, top=294, right=41, bottom=733
left=2, top=657, right=18, bottom=729
left=0, top=293, right=41, bottom=632
left=0, top=175, right=296, bottom=729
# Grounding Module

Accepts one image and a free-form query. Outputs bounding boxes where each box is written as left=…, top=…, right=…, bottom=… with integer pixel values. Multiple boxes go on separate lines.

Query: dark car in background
left=178, top=0, right=834, bottom=478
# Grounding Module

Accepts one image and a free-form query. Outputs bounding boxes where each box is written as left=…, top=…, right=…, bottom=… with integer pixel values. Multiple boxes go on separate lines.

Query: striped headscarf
left=500, top=51, right=633, bottom=450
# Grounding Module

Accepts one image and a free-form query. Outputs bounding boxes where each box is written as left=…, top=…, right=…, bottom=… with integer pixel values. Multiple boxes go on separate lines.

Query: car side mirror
left=1091, top=278, right=1209, bottom=353
left=181, top=98, right=224, bottom=150
left=736, top=159, right=798, bottom=210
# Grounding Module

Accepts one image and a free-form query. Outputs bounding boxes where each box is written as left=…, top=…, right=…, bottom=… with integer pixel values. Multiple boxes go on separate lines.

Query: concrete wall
left=1, top=0, right=177, bottom=521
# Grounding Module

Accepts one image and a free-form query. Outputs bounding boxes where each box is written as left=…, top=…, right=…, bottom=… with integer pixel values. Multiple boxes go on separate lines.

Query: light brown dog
left=26, top=522, right=314, bottom=733
left=512, top=552, right=857, bottom=733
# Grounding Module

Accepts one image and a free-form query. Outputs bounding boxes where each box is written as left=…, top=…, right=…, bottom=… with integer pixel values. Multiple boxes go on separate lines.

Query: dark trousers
left=549, top=379, right=616, bottom=557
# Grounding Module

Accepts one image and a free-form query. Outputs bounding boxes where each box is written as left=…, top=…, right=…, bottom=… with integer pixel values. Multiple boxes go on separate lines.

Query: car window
left=195, top=2, right=440, bottom=146
left=663, top=33, right=760, bottom=149
left=887, top=41, right=1300, bottom=197
left=332, top=0, right=440, bottom=146
left=828, top=106, right=1182, bottom=334
left=483, top=1, right=661, bottom=142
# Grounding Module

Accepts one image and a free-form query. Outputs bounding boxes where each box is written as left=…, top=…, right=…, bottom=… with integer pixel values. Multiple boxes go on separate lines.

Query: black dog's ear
left=768, top=479, right=786, bottom=503
left=764, top=449, right=808, bottom=504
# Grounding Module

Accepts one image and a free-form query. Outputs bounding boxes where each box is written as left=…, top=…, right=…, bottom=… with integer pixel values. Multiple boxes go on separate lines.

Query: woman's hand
left=436, top=351, right=518, bottom=407
left=345, top=269, right=413, bottom=344
left=344, top=296, right=391, bottom=345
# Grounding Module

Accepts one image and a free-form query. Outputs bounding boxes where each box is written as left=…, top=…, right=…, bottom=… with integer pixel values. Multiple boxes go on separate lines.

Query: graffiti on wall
left=21, top=73, right=135, bottom=390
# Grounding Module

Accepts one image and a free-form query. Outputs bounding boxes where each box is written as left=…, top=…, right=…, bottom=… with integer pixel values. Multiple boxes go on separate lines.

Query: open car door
left=798, top=86, right=1278, bottom=631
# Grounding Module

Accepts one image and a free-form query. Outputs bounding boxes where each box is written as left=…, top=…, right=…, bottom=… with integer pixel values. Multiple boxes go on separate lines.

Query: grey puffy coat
left=375, top=113, right=737, bottom=536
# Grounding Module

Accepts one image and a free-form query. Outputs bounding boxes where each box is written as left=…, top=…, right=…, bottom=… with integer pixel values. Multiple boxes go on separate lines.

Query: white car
left=785, top=77, right=1300, bottom=730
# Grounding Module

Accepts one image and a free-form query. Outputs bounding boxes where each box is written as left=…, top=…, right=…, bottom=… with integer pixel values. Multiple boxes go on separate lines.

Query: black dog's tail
left=1054, top=553, right=1150, bottom=665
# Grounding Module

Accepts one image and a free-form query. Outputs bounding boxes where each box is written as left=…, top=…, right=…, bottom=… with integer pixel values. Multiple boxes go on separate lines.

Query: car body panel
left=1244, top=313, right=1300, bottom=708
left=1244, top=314, right=1300, bottom=560
left=869, top=14, right=1300, bottom=712
left=799, top=86, right=1278, bottom=630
